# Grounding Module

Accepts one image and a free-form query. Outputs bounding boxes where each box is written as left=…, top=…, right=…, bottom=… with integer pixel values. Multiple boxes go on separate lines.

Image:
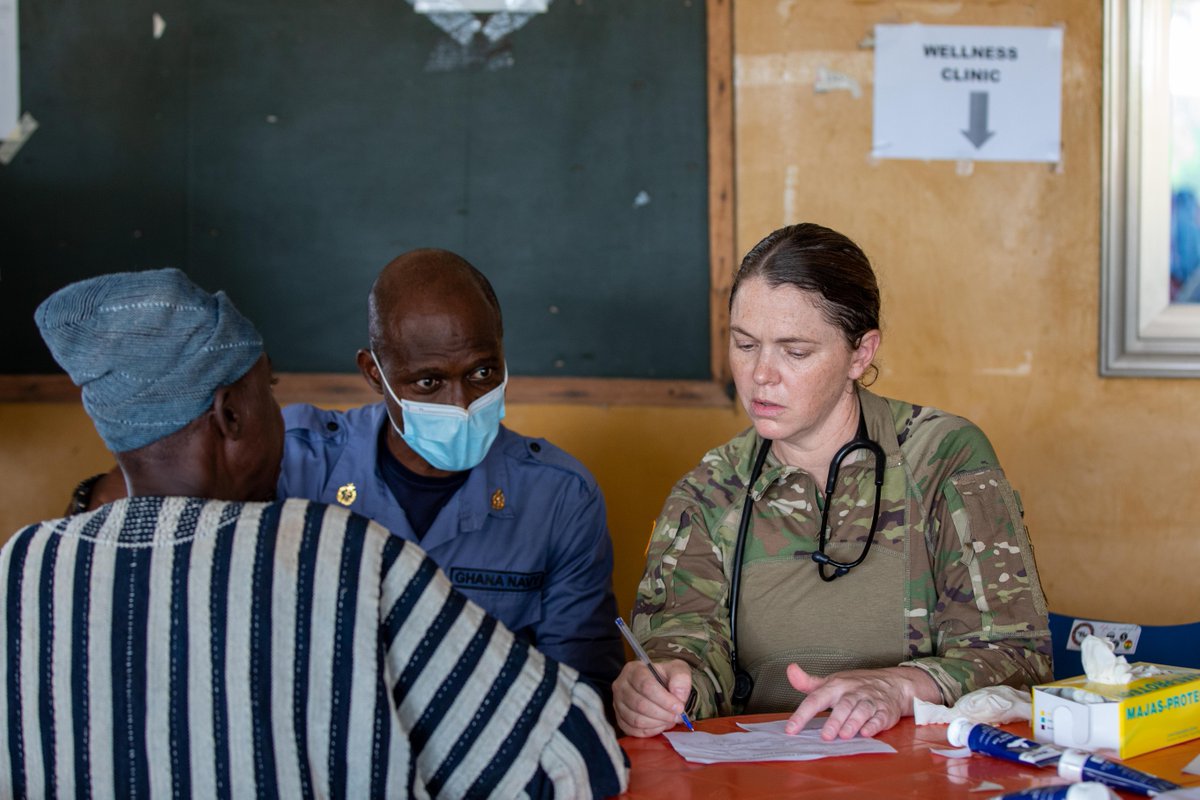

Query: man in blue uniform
left=279, top=249, right=624, bottom=699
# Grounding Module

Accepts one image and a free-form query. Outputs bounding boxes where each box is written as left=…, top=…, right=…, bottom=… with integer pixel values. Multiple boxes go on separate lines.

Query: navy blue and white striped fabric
left=0, top=496, right=627, bottom=798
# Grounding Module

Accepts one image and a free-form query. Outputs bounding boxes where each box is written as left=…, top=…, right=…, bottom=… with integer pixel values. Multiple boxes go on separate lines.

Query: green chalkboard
left=1, top=0, right=711, bottom=381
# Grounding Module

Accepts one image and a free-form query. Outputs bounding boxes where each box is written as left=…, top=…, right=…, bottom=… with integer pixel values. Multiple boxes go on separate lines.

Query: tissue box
left=1032, top=665, right=1200, bottom=758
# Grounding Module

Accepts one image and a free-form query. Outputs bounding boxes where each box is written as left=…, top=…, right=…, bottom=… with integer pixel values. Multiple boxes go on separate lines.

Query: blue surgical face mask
left=370, top=351, right=507, bottom=472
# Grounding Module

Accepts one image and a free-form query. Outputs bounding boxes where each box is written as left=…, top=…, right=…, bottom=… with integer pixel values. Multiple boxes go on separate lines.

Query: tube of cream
left=988, top=784, right=1117, bottom=800
left=947, top=719, right=1066, bottom=769
left=1057, top=749, right=1181, bottom=796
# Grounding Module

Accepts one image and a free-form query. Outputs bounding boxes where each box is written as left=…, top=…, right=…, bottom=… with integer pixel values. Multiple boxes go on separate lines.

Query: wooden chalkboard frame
left=0, top=0, right=735, bottom=408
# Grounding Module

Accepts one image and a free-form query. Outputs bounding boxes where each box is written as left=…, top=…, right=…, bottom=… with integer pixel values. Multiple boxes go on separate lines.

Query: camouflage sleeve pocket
left=944, top=467, right=1048, bottom=630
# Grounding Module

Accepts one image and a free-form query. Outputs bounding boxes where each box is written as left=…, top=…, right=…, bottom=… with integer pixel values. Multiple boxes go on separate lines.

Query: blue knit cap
left=34, top=268, right=264, bottom=453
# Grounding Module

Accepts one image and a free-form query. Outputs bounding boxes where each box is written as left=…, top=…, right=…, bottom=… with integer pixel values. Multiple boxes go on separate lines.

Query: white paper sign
left=872, top=24, right=1063, bottom=163
left=415, top=0, right=547, bottom=12
left=0, top=0, right=18, bottom=138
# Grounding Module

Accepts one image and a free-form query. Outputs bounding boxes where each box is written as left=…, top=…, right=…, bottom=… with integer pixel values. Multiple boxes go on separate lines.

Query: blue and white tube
left=987, top=784, right=1117, bottom=800
left=988, top=784, right=1117, bottom=800
left=1056, top=749, right=1181, bottom=796
left=947, top=719, right=1066, bottom=769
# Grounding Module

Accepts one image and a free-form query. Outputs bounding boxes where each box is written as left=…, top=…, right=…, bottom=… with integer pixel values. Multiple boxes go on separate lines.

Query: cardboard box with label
left=1032, top=666, right=1200, bottom=758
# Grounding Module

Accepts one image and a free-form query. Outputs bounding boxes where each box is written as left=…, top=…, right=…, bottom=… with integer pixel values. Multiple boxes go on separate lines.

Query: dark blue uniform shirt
left=278, top=402, right=624, bottom=694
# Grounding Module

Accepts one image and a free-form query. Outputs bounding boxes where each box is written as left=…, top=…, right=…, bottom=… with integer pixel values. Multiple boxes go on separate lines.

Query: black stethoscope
left=727, top=404, right=886, bottom=706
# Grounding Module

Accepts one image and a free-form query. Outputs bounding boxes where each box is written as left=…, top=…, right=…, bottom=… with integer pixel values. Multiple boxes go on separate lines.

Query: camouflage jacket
left=633, top=388, right=1052, bottom=718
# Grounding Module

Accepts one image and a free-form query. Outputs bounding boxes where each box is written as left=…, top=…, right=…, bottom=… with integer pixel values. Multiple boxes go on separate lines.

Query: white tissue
left=913, top=685, right=1032, bottom=726
left=1080, top=635, right=1164, bottom=685
left=1042, top=686, right=1108, bottom=704
left=1082, top=636, right=1132, bottom=684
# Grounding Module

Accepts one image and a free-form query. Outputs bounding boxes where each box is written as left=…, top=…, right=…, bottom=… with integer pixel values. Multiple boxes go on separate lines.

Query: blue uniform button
left=530, top=442, right=541, bottom=453
left=326, top=421, right=339, bottom=432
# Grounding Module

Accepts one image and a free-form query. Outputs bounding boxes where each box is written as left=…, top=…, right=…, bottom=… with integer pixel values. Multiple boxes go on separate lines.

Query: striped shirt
left=0, top=496, right=628, bottom=798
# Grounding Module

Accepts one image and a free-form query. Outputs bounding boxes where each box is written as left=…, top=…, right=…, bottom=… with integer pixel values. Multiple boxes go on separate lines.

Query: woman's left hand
left=783, top=664, right=942, bottom=739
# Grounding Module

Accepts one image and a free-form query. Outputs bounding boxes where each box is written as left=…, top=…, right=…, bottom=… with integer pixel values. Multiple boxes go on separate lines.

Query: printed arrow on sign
left=961, top=91, right=995, bottom=149
left=407, top=0, right=552, bottom=71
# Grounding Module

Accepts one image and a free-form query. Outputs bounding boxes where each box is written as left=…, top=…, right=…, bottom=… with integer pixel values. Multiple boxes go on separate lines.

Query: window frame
left=1100, top=0, right=1200, bottom=377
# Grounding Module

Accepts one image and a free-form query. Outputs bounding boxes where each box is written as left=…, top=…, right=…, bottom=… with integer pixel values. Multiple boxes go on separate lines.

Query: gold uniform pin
left=490, top=489, right=505, bottom=510
left=336, top=483, right=357, bottom=506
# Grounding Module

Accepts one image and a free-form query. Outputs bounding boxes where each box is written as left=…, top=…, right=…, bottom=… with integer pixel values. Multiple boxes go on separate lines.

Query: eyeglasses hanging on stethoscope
left=727, top=404, right=886, bottom=706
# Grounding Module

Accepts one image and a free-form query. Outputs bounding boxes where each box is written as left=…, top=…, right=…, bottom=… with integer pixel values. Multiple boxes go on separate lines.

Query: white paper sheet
left=662, top=718, right=897, bottom=765
left=1183, top=753, right=1200, bottom=776
left=931, top=746, right=973, bottom=758
left=972, top=781, right=1005, bottom=793
left=0, top=0, right=18, bottom=137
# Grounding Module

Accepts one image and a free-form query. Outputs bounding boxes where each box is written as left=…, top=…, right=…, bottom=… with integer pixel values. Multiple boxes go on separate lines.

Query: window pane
left=1170, top=0, right=1200, bottom=303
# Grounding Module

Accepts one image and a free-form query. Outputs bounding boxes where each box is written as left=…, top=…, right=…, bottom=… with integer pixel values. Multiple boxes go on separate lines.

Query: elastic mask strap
left=370, top=350, right=406, bottom=435
left=370, top=350, right=403, bottom=407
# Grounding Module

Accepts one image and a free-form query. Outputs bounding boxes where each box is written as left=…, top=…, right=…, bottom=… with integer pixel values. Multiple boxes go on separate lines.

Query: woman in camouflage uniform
left=614, top=223, right=1052, bottom=740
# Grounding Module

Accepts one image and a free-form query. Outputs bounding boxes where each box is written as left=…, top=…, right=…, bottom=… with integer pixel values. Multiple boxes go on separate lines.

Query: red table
left=620, top=715, right=1200, bottom=798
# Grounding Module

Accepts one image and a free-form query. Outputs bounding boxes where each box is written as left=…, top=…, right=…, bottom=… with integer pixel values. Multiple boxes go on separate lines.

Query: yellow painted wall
left=0, top=400, right=750, bottom=628
left=3, top=0, right=1199, bottom=628
left=732, top=0, right=1200, bottom=624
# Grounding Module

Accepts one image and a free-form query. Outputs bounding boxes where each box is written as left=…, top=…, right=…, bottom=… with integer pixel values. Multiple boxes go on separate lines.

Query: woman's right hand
left=612, top=658, right=693, bottom=737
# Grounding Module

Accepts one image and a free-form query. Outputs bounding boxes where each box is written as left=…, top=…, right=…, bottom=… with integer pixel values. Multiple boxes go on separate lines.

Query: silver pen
left=615, top=617, right=695, bottom=732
